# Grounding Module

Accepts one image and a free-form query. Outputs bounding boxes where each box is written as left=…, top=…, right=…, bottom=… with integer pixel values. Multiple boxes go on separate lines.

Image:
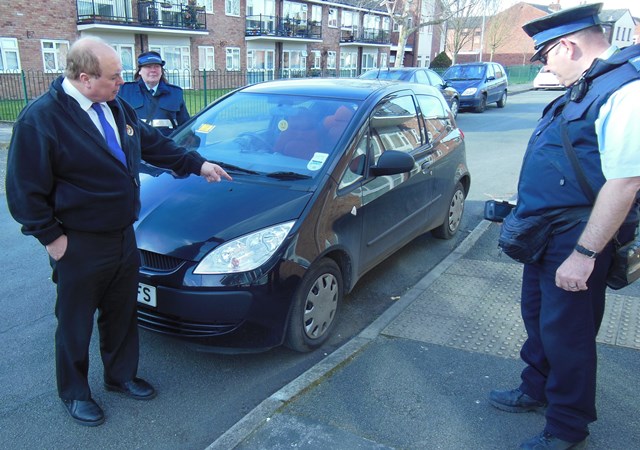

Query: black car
left=135, top=78, right=470, bottom=352
left=359, top=67, right=460, bottom=117
left=443, top=62, right=508, bottom=113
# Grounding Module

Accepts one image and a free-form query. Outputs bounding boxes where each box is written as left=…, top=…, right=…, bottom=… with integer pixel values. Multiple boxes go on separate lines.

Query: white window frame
left=226, top=0, right=240, bottom=16
left=339, top=51, right=358, bottom=77
left=0, top=38, right=21, bottom=73
left=41, top=39, right=69, bottom=72
left=311, top=50, right=321, bottom=69
left=149, top=45, right=191, bottom=87
left=226, top=47, right=241, bottom=71
left=328, top=8, right=338, bottom=28
left=111, top=43, right=135, bottom=80
left=198, top=46, right=215, bottom=70
left=281, top=49, right=306, bottom=78
left=198, top=0, right=213, bottom=14
left=311, top=5, right=322, bottom=23
left=327, top=51, right=337, bottom=69
left=380, top=52, right=388, bottom=68
left=362, top=52, right=377, bottom=71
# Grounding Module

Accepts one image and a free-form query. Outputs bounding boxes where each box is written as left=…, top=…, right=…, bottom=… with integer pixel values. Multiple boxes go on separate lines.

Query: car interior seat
left=322, top=105, right=355, bottom=144
left=273, top=109, right=321, bottom=159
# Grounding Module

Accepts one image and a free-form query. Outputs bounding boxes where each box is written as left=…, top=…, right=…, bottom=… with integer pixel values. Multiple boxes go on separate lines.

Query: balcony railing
left=246, top=15, right=322, bottom=40
left=340, top=26, right=391, bottom=45
left=76, top=0, right=206, bottom=30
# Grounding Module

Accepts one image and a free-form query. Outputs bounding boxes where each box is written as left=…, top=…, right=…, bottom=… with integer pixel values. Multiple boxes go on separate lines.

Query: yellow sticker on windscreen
left=307, top=153, right=328, bottom=171
left=197, top=123, right=216, bottom=133
left=277, top=119, right=289, bottom=131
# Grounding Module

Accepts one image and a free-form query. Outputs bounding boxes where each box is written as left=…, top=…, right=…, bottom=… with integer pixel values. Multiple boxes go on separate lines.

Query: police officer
left=118, top=51, right=190, bottom=135
left=488, top=4, right=640, bottom=449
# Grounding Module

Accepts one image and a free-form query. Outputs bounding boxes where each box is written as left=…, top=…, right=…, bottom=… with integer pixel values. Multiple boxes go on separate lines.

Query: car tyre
left=474, top=95, right=487, bottom=113
left=497, top=90, right=507, bottom=108
left=450, top=97, right=460, bottom=118
left=285, top=258, right=342, bottom=352
left=432, top=181, right=465, bottom=240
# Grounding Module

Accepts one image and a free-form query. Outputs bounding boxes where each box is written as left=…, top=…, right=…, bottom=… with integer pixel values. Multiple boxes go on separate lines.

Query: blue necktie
left=91, top=103, right=127, bottom=166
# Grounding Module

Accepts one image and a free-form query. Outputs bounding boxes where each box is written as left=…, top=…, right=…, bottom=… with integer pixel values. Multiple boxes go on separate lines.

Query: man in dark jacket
left=488, top=4, right=640, bottom=449
left=118, top=51, right=190, bottom=135
left=5, top=37, right=231, bottom=427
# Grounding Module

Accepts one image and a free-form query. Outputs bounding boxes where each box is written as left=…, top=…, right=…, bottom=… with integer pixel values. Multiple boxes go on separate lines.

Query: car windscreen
left=360, top=70, right=405, bottom=81
left=444, top=65, right=485, bottom=81
left=171, top=92, right=361, bottom=180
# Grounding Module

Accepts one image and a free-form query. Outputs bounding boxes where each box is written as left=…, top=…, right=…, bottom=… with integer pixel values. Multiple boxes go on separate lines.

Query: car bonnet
left=135, top=174, right=313, bottom=262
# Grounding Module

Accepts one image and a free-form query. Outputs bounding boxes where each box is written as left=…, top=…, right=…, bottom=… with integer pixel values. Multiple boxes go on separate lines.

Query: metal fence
left=0, top=65, right=540, bottom=122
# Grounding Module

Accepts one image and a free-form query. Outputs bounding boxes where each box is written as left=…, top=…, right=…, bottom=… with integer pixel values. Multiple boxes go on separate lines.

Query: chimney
left=549, top=0, right=561, bottom=12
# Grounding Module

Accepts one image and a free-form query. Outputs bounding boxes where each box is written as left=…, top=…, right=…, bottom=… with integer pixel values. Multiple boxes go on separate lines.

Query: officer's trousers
left=517, top=220, right=635, bottom=442
left=50, top=226, right=140, bottom=401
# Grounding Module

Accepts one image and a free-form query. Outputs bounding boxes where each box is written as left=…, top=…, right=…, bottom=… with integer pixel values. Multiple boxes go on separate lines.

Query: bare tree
left=484, top=0, right=516, bottom=61
left=379, top=0, right=483, bottom=67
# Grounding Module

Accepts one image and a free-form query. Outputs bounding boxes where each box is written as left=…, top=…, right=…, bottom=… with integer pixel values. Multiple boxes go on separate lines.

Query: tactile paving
left=383, top=258, right=640, bottom=358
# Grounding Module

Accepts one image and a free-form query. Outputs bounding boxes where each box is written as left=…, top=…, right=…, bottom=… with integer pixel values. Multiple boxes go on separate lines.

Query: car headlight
left=461, top=87, right=478, bottom=96
left=193, top=221, right=295, bottom=274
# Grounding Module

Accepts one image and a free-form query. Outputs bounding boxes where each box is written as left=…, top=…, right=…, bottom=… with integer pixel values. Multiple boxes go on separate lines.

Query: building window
left=380, top=52, right=388, bottom=68
left=311, top=5, right=322, bottom=23
left=199, top=0, right=213, bottom=14
left=282, top=50, right=306, bottom=77
left=341, top=10, right=354, bottom=29
left=311, top=50, right=321, bottom=69
left=340, top=51, right=358, bottom=77
left=328, top=8, right=337, bottom=28
left=247, top=49, right=274, bottom=70
left=362, top=52, right=377, bottom=71
left=226, top=47, right=241, bottom=71
left=0, top=38, right=21, bottom=72
left=41, top=40, right=69, bottom=72
left=198, top=46, right=215, bottom=70
left=226, top=0, right=240, bottom=16
left=327, top=51, right=336, bottom=69
left=149, top=45, right=191, bottom=87
left=110, top=43, right=134, bottom=80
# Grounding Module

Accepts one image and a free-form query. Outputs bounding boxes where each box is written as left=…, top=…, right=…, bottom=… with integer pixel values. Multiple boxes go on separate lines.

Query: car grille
left=140, top=250, right=184, bottom=272
left=137, top=307, right=240, bottom=337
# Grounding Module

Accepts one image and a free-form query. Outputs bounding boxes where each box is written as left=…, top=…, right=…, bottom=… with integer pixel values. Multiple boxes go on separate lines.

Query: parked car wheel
left=450, top=97, right=460, bottom=117
left=285, top=258, right=343, bottom=352
left=474, top=95, right=487, bottom=113
left=497, top=90, right=507, bottom=108
left=432, top=182, right=465, bottom=240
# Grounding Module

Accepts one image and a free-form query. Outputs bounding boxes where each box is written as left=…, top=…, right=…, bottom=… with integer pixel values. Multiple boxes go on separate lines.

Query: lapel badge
left=126, top=124, right=134, bottom=136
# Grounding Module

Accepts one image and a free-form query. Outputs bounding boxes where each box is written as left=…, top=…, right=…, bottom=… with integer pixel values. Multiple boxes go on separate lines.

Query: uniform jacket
left=6, top=76, right=206, bottom=246
left=118, top=78, right=190, bottom=135
left=515, top=44, right=640, bottom=221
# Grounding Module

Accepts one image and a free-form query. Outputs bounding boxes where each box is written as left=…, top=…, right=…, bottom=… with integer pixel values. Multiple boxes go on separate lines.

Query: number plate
left=137, top=283, right=157, bottom=308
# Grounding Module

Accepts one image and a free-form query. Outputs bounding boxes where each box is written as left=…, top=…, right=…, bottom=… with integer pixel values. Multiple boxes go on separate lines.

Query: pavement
left=205, top=84, right=640, bottom=450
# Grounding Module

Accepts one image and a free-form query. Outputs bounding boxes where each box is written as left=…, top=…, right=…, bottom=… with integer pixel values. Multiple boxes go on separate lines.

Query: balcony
left=76, top=0, right=207, bottom=31
left=246, top=15, right=322, bottom=40
left=340, top=26, right=391, bottom=45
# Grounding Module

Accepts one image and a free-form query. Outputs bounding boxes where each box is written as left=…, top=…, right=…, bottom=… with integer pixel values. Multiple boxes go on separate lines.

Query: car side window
left=416, top=94, right=447, bottom=144
left=338, top=130, right=367, bottom=190
left=369, top=94, right=421, bottom=163
left=494, top=64, right=504, bottom=79
left=486, top=64, right=495, bottom=79
left=413, top=70, right=429, bottom=85
left=426, top=70, right=444, bottom=86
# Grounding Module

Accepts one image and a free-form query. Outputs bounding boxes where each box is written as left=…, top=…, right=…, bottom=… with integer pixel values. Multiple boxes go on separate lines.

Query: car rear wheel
left=432, top=181, right=465, bottom=240
left=474, top=95, right=487, bottom=113
left=285, top=258, right=342, bottom=352
left=450, top=98, right=460, bottom=118
left=497, top=90, right=507, bottom=108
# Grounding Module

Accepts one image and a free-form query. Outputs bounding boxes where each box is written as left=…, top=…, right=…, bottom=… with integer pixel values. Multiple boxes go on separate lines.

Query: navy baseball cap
left=137, top=51, right=165, bottom=67
left=523, top=3, right=603, bottom=63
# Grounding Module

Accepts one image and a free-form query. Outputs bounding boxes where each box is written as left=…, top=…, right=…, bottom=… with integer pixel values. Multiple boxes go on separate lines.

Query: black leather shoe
left=62, top=398, right=105, bottom=426
left=520, top=431, right=587, bottom=449
left=489, top=387, right=546, bottom=412
left=104, top=377, right=156, bottom=400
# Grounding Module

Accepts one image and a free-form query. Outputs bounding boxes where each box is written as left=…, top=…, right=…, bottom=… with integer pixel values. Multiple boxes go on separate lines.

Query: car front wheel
left=285, top=258, right=342, bottom=352
left=474, top=95, right=487, bottom=113
left=432, top=181, right=466, bottom=239
left=450, top=98, right=460, bottom=118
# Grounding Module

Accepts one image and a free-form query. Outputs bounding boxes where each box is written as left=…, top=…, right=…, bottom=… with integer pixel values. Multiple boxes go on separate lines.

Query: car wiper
left=265, top=171, right=311, bottom=180
left=209, top=160, right=260, bottom=175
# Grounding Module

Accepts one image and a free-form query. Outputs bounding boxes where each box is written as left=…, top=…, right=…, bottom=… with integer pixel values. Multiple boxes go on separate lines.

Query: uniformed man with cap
left=488, top=4, right=640, bottom=449
left=118, top=51, right=190, bottom=135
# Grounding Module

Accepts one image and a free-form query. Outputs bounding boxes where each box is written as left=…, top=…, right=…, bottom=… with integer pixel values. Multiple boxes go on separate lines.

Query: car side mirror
left=369, top=150, right=415, bottom=176
left=486, top=76, right=496, bottom=81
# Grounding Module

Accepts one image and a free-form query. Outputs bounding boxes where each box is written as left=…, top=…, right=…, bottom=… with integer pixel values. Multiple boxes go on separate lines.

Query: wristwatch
left=575, top=244, right=598, bottom=259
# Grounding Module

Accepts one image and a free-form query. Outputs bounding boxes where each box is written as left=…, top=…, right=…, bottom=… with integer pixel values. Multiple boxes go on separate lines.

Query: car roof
left=239, top=77, right=442, bottom=101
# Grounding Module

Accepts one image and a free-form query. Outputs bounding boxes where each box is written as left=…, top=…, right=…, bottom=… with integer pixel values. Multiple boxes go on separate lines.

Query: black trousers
left=50, top=226, right=140, bottom=400
left=518, top=221, right=636, bottom=442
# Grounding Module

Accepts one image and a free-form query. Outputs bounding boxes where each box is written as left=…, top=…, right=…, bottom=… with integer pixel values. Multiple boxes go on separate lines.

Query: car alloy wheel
left=432, top=181, right=465, bottom=239
left=285, top=258, right=343, bottom=352
left=450, top=98, right=460, bottom=117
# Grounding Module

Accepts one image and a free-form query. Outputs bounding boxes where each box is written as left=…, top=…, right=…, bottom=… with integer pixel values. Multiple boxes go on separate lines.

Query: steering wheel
left=235, top=133, right=272, bottom=153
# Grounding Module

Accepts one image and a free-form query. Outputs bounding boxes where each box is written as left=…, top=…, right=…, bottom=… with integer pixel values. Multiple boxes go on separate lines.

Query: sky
left=502, top=0, right=639, bottom=17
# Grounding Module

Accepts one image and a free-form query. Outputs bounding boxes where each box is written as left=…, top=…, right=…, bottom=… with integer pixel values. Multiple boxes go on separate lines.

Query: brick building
left=0, top=0, right=450, bottom=87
